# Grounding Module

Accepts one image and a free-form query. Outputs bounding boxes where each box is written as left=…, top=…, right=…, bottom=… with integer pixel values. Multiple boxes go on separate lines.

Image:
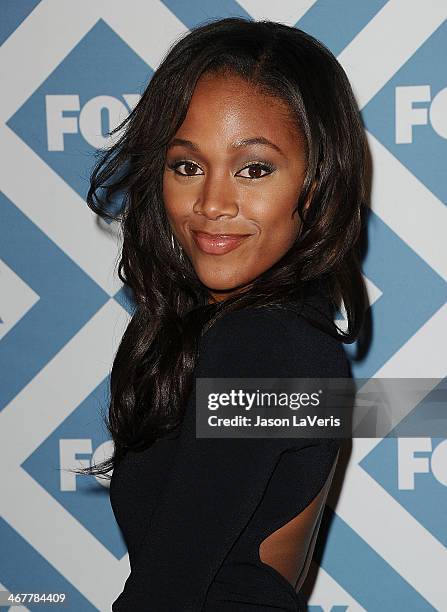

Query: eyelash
left=166, top=159, right=276, bottom=179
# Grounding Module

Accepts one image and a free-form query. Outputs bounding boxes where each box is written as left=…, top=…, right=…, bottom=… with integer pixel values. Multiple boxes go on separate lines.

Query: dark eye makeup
left=166, top=159, right=276, bottom=179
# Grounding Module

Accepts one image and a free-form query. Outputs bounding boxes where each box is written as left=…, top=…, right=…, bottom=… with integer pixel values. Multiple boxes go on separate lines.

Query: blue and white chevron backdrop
left=1, top=1, right=446, bottom=610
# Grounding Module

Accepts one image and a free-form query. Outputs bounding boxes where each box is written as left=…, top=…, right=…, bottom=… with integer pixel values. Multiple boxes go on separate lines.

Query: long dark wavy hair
left=74, top=17, right=369, bottom=479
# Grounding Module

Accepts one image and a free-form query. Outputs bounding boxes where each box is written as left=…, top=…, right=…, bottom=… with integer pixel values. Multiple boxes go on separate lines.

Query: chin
left=191, top=258, right=259, bottom=291
left=198, top=274, right=249, bottom=293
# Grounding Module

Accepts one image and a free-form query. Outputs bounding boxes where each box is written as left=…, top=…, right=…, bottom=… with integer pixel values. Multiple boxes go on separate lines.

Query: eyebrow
left=167, top=136, right=284, bottom=156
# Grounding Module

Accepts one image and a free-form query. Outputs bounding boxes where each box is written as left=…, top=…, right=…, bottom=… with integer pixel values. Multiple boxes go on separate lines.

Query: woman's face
left=163, top=71, right=308, bottom=303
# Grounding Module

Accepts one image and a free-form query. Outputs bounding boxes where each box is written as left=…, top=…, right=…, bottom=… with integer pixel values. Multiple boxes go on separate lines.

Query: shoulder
left=197, top=306, right=350, bottom=379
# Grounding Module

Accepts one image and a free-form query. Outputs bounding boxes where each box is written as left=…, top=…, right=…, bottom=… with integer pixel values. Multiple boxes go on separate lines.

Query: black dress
left=109, top=299, right=350, bottom=611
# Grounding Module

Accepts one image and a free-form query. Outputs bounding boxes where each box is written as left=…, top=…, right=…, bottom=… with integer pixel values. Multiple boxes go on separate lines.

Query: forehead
left=174, top=72, right=302, bottom=151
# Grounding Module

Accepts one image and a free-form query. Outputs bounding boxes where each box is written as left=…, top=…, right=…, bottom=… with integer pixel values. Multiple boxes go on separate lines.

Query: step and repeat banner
left=1, top=1, right=446, bottom=610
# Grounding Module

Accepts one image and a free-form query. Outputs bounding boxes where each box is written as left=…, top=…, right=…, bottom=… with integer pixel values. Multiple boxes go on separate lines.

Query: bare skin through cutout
left=258, top=451, right=339, bottom=591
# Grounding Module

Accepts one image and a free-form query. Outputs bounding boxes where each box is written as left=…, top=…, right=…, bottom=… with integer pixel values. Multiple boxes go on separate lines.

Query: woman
left=79, top=16, right=368, bottom=611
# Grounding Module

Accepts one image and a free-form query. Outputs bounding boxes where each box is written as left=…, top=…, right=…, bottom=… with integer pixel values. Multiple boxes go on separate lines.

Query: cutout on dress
left=258, top=453, right=339, bottom=591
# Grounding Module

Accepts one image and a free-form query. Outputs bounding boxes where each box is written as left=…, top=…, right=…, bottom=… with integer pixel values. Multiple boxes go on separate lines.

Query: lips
left=191, top=230, right=252, bottom=255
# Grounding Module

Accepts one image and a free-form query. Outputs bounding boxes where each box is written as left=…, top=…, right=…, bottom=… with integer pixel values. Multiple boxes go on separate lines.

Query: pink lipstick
left=191, top=231, right=252, bottom=255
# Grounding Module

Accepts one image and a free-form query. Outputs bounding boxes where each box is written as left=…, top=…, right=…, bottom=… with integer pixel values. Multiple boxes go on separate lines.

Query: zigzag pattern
left=1, top=1, right=446, bottom=609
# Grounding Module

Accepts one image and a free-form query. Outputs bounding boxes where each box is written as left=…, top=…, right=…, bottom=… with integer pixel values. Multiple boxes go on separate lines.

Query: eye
left=167, top=160, right=204, bottom=177
left=236, top=162, right=276, bottom=180
left=166, top=159, right=276, bottom=179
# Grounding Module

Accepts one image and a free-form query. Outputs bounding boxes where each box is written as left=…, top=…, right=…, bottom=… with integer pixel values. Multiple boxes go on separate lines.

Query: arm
left=112, top=307, right=348, bottom=611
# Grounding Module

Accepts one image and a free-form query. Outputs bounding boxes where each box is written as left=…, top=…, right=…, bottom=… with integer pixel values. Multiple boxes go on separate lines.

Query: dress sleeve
left=112, top=307, right=349, bottom=611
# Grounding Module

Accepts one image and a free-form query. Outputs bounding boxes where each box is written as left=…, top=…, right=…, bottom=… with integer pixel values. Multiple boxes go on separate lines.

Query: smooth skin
left=162, top=71, right=333, bottom=592
left=163, top=71, right=310, bottom=303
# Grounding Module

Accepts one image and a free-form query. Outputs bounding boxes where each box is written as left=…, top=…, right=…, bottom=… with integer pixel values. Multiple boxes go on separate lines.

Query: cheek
left=255, top=200, right=301, bottom=251
left=255, top=228, right=297, bottom=269
left=162, top=175, right=188, bottom=225
left=162, top=173, right=175, bottom=211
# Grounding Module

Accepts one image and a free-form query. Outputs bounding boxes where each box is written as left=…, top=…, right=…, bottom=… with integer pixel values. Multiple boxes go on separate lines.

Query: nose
left=193, top=172, right=239, bottom=220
